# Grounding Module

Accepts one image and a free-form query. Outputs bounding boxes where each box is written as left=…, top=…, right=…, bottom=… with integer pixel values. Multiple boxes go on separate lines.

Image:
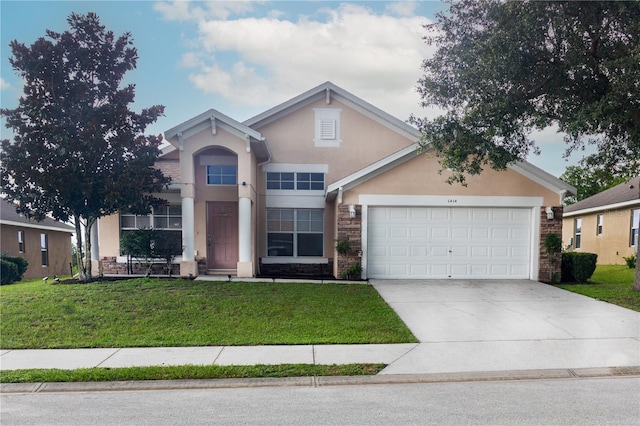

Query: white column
left=90, top=221, right=100, bottom=276
left=238, top=197, right=251, bottom=263
left=182, top=196, right=195, bottom=262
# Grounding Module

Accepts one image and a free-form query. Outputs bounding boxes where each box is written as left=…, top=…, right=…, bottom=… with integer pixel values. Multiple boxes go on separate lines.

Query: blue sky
left=1, top=0, right=591, bottom=177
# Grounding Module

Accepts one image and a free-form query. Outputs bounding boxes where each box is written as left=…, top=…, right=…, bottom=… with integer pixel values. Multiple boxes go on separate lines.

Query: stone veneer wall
left=257, top=260, right=334, bottom=279
left=101, top=256, right=207, bottom=277
left=538, top=206, right=563, bottom=282
left=336, top=204, right=363, bottom=279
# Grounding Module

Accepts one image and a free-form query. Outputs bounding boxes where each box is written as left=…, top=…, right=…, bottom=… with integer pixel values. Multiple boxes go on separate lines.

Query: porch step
left=207, top=269, right=237, bottom=276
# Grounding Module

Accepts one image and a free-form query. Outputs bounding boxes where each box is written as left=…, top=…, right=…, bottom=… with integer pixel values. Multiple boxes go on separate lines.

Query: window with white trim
left=17, top=230, right=25, bottom=253
left=631, top=209, right=639, bottom=247
left=574, top=218, right=582, bottom=249
left=313, top=108, right=341, bottom=147
left=267, top=209, right=323, bottom=257
left=120, top=206, right=183, bottom=254
left=207, top=165, right=237, bottom=185
left=596, top=214, right=603, bottom=235
left=40, top=233, right=48, bottom=267
left=266, top=172, right=324, bottom=191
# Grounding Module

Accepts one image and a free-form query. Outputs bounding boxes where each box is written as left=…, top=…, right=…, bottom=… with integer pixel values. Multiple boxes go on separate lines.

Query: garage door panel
left=367, top=207, right=531, bottom=279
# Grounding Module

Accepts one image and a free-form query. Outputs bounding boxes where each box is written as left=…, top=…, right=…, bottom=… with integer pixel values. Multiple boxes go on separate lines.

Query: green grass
left=0, top=278, right=417, bottom=349
left=0, top=363, right=385, bottom=384
left=555, top=265, right=640, bottom=311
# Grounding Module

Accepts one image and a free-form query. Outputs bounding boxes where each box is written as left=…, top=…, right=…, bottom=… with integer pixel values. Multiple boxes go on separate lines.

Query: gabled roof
left=564, top=176, right=640, bottom=217
left=326, top=144, right=576, bottom=201
left=0, top=198, right=75, bottom=233
left=244, top=81, right=422, bottom=142
left=164, top=109, right=270, bottom=161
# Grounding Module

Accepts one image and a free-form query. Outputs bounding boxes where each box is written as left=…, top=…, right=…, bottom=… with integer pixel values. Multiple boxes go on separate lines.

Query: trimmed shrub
left=2, top=255, right=28, bottom=278
left=623, top=254, right=636, bottom=269
left=561, top=252, right=598, bottom=283
left=1, top=258, right=19, bottom=285
left=0, top=255, right=28, bottom=284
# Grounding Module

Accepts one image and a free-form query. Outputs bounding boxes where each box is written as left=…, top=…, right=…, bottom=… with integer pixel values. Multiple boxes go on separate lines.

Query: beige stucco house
left=1, top=198, right=74, bottom=279
left=95, top=82, right=574, bottom=280
left=563, top=176, right=640, bottom=264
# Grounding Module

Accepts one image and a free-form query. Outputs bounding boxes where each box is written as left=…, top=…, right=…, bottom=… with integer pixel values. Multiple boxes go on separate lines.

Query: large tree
left=560, top=159, right=630, bottom=205
left=412, top=0, right=640, bottom=289
left=0, top=12, right=170, bottom=280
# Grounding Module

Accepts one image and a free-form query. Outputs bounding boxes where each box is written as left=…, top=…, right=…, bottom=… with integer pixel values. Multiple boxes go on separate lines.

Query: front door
left=207, top=202, right=238, bottom=270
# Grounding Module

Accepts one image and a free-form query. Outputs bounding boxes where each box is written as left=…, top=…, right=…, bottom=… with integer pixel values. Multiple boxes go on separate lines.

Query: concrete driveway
left=371, top=280, right=640, bottom=375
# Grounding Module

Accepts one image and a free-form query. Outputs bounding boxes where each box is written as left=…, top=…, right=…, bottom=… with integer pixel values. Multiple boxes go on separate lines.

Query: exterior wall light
left=349, top=204, right=356, bottom=218
left=545, top=206, right=554, bottom=220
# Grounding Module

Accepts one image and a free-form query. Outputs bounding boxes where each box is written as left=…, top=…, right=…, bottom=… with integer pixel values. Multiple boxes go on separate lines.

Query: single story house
left=0, top=198, right=75, bottom=279
left=95, top=82, right=574, bottom=280
left=563, top=176, right=640, bottom=264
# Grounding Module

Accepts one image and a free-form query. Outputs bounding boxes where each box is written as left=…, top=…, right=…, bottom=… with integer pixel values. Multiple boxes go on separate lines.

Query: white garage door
left=367, top=207, right=532, bottom=279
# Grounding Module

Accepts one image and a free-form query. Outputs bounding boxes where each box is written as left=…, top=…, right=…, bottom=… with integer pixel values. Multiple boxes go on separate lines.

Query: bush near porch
left=0, top=278, right=417, bottom=349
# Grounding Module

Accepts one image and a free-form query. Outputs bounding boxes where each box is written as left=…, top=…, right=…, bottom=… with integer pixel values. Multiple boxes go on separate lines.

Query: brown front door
left=207, top=202, right=238, bottom=270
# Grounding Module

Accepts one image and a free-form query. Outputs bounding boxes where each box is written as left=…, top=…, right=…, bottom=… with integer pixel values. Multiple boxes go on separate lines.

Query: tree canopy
left=560, top=159, right=630, bottom=205
left=412, top=0, right=640, bottom=185
left=0, top=12, right=170, bottom=279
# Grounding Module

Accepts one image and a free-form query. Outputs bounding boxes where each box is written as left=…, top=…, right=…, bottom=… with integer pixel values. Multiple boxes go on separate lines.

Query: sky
left=1, top=0, right=594, bottom=178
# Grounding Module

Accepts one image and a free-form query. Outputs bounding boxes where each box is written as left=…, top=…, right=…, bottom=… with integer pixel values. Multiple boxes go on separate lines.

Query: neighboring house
left=0, top=198, right=74, bottom=279
left=563, top=176, right=640, bottom=264
left=96, top=82, right=574, bottom=280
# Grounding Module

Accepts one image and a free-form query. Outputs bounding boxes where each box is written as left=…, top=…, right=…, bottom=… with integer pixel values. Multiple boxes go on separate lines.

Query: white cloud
left=154, top=1, right=260, bottom=22
left=0, top=78, right=10, bottom=90
left=155, top=1, right=437, bottom=121
left=385, top=1, right=419, bottom=17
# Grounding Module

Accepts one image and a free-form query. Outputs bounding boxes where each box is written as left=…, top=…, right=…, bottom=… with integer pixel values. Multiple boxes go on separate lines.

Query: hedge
left=561, top=252, right=598, bottom=283
left=0, top=255, right=28, bottom=285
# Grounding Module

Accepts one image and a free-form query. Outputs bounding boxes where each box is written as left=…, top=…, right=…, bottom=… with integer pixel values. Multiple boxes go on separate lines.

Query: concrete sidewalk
left=0, top=344, right=417, bottom=371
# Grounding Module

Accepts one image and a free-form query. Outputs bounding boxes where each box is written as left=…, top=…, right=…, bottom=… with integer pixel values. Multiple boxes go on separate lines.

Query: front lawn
left=555, top=265, right=640, bottom=312
left=0, top=278, right=417, bottom=349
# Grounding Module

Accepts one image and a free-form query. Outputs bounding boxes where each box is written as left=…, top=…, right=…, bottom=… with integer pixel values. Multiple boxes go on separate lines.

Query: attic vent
left=313, top=108, right=341, bottom=147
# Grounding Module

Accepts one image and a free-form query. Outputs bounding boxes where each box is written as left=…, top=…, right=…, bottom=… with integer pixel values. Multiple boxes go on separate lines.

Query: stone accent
left=538, top=206, right=563, bottom=283
left=336, top=204, right=363, bottom=279
left=258, top=260, right=334, bottom=279
left=101, top=256, right=181, bottom=276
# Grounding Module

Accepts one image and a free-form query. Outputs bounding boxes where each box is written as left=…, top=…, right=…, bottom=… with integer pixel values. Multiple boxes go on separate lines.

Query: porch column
left=180, top=185, right=198, bottom=277
left=237, top=196, right=253, bottom=277
left=90, top=221, right=101, bottom=276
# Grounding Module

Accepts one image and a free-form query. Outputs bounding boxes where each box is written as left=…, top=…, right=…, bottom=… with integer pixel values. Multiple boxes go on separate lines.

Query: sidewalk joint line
left=95, top=348, right=121, bottom=368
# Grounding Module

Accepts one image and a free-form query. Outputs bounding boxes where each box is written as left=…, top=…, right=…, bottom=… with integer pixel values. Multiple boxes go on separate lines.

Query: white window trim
left=266, top=208, right=324, bottom=258
left=206, top=165, right=238, bottom=186
left=313, top=108, right=341, bottom=147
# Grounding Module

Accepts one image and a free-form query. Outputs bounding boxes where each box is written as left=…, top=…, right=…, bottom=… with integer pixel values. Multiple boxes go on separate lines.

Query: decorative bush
left=0, top=255, right=28, bottom=285
left=341, top=262, right=362, bottom=280
left=120, top=229, right=182, bottom=276
left=561, top=252, right=598, bottom=283
left=623, top=254, right=636, bottom=269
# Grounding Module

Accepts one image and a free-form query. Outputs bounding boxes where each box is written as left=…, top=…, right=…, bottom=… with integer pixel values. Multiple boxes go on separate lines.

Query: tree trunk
left=73, top=215, right=88, bottom=281
left=83, top=218, right=96, bottom=281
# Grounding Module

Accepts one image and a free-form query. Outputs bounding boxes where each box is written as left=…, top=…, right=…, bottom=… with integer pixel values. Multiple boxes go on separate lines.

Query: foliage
left=623, top=254, right=637, bottom=269
left=0, top=278, right=417, bottom=348
left=341, top=262, right=363, bottom=280
left=0, top=255, right=28, bottom=284
left=120, top=229, right=182, bottom=276
left=560, top=164, right=630, bottom=204
left=561, top=252, right=598, bottom=283
left=0, top=12, right=170, bottom=280
left=412, top=0, right=640, bottom=185
left=556, top=265, right=639, bottom=311
left=335, top=239, right=352, bottom=255
left=1, top=259, right=19, bottom=285
left=542, top=233, right=562, bottom=283
left=0, top=364, right=386, bottom=384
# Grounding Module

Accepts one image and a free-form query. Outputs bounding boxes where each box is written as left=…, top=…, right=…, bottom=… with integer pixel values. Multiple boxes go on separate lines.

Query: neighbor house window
left=631, top=209, right=640, bottom=247
left=266, top=172, right=324, bottom=191
left=206, top=165, right=237, bottom=185
left=596, top=214, right=603, bottom=235
left=313, top=108, right=341, bottom=147
left=17, top=230, right=25, bottom=253
left=574, top=218, right=582, bottom=249
left=267, top=209, right=323, bottom=257
left=40, top=233, right=48, bottom=267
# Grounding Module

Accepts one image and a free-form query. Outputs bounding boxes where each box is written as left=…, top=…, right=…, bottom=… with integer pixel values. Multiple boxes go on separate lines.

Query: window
left=120, top=206, right=183, bottom=254
left=267, top=209, right=323, bottom=257
left=17, top=231, right=25, bottom=253
left=596, top=214, right=603, bottom=235
left=40, top=233, right=48, bottom=267
left=575, top=218, right=582, bottom=249
left=631, top=209, right=640, bottom=247
left=266, top=172, right=324, bottom=191
left=207, top=165, right=237, bottom=185
left=267, top=172, right=294, bottom=190
left=313, top=108, right=341, bottom=147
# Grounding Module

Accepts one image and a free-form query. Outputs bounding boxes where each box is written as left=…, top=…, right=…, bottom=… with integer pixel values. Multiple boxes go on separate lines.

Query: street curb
left=2, top=366, right=638, bottom=394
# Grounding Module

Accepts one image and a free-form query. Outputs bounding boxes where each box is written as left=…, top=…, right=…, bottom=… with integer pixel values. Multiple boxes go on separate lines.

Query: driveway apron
left=371, top=280, right=640, bottom=375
